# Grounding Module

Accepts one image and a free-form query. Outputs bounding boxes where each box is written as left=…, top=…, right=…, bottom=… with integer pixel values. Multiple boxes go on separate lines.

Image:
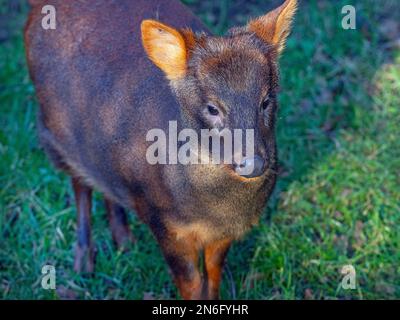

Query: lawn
left=0, top=0, right=399, bottom=299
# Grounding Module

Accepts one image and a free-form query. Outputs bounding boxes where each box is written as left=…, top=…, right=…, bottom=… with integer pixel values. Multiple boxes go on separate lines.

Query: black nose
left=235, top=155, right=265, bottom=178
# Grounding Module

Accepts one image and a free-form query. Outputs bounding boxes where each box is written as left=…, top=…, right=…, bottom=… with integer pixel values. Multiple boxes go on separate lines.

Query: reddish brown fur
left=204, top=238, right=232, bottom=299
left=72, top=177, right=94, bottom=273
left=25, top=0, right=297, bottom=299
left=249, top=0, right=297, bottom=53
left=27, top=0, right=43, bottom=6
left=141, top=20, right=189, bottom=80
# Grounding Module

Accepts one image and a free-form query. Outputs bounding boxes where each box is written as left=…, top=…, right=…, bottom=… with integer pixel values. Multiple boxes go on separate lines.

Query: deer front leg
left=158, top=233, right=203, bottom=300
left=72, top=177, right=95, bottom=273
left=203, top=238, right=232, bottom=299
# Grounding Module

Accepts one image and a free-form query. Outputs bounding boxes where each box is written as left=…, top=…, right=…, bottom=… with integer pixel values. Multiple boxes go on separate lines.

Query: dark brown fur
left=25, top=0, right=296, bottom=299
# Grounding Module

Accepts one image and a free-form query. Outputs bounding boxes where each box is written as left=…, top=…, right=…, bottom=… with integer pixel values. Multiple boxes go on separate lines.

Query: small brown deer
left=25, top=0, right=297, bottom=299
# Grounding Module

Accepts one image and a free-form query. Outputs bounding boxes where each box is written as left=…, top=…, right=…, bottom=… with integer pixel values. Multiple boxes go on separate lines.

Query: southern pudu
left=25, top=0, right=297, bottom=299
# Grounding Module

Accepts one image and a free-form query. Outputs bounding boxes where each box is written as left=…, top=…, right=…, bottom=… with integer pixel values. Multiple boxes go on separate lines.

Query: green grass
left=1, top=0, right=399, bottom=299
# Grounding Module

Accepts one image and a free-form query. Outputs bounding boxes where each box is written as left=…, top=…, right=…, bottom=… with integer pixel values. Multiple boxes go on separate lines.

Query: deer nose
left=235, top=155, right=266, bottom=178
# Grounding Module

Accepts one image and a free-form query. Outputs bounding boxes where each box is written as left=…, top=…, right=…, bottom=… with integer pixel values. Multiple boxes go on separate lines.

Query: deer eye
left=207, top=104, right=220, bottom=116
left=262, top=96, right=271, bottom=110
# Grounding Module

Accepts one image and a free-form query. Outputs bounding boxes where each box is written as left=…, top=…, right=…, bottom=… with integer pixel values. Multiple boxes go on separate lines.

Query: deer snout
left=234, top=155, right=266, bottom=178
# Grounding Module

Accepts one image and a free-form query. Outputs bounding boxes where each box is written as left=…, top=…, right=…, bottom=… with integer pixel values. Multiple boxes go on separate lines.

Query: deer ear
left=141, top=20, right=190, bottom=81
left=247, top=0, right=297, bottom=53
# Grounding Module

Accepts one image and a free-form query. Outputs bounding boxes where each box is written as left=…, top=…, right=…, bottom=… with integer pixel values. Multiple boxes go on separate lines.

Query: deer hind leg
left=203, top=238, right=232, bottom=299
left=104, top=197, right=135, bottom=249
left=72, top=177, right=95, bottom=273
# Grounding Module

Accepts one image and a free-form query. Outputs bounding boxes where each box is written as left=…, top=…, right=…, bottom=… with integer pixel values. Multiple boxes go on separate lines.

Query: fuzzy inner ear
left=141, top=20, right=189, bottom=80
left=247, top=0, right=297, bottom=53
